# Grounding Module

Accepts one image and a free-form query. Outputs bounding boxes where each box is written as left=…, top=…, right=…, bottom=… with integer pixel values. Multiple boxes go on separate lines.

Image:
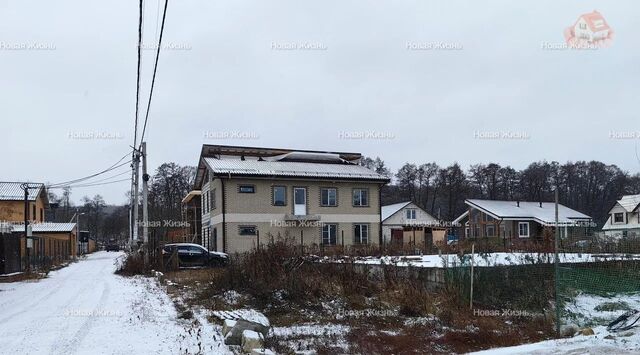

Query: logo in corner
left=565, top=10, right=614, bottom=48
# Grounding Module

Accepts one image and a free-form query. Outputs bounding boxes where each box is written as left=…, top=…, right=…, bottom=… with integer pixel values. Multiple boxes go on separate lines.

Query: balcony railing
left=284, top=214, right=321, bottom=221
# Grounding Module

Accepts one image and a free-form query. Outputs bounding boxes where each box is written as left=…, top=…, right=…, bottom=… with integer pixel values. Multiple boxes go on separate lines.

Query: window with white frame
left=321, top=188, right=337, bottom=207
left=211, top=188, right=216, bottom=211
left=614, top=212, right=625, bottom=224
left=272, top=186, right=286, bottom=206
left=322, top=224, right=337, bottom=245
left=354, top=224, right=369, bottom=244
left=486, top=224, right=495, bottom=237
left=352, top=189, right=369, bottom=207
left=518, top=222, right=530, bottom=238
left=406, top=208, right=417, bottom=220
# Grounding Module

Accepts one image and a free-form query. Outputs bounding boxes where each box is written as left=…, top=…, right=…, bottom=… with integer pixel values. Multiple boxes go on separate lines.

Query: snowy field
left=0, top=251, right=230, bottom=355
left=350, top=252, right=640, bottom=268
left=472, top=325, right=640, bottom=354
left=473, top=292, right=640, bottom=354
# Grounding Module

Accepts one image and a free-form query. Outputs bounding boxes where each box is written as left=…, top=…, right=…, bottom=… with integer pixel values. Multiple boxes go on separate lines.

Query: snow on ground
left=350, top=252, right=640, bottom=268
left=565, top=293, right=640, bottom=327
left=473, top=293, right=640, bottom=354
left=471, top=325, right=640, bottom=354
left=0, top=251, right=231, bottom=355
left=271, top=323, right=350, bottom=352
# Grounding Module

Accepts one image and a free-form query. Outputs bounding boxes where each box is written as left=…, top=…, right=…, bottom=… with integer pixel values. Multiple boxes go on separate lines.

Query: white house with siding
left=381, top=201, right=446, bottom=247
left=601, top=194, right=640, bottom=238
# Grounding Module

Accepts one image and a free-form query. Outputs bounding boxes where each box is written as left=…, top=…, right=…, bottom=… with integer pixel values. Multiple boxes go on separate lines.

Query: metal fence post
left=470, top=243, right=475, bottom=310
left=554, top=189, right=561, bottom=336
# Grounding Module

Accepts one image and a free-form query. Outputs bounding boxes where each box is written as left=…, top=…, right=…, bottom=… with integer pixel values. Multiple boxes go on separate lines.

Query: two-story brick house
left=0, top=182, right=78, bottom=272
left=0, top=182, right=48, bottom=223
left=191, top=145, right=390, bottom=253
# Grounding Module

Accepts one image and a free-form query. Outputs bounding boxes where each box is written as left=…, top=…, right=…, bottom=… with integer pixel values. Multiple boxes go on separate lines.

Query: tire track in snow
left=46, top=262, right=112, bottom=353
left=54, top=280, right=111, bottom=355
left=0, top=271, right=76, bottom=323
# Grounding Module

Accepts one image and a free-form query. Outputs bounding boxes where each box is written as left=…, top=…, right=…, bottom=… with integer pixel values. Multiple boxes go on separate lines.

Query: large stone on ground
left=222, top=319, right=237, bottom=337
left=241, top=330, right=264, bottom=353
left=222, top=309, right=270, bottom=345
left=579, top=327, right=595, bottom=336
left=560, top=323, right=579, bottom=337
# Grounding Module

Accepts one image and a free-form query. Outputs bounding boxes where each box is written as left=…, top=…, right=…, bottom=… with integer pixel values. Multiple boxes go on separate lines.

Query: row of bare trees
left=46, top=163, right=196, bottom=244
left=366, top=158, right=640, bottom=225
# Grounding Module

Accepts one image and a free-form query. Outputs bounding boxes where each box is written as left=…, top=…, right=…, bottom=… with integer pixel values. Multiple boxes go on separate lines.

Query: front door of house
left=294, top=187, right=307, bottom=215
left=391, top=229, right=403, bottom=246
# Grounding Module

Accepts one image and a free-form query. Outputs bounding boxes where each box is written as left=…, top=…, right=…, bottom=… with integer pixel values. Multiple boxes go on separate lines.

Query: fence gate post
left=470, top=243, right=475, bottom=310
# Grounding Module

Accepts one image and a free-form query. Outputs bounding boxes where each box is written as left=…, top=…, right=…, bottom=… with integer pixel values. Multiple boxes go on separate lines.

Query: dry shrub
left=209, top=239, right=382, bottom=309
left=115, top=252, right=151, bottom=276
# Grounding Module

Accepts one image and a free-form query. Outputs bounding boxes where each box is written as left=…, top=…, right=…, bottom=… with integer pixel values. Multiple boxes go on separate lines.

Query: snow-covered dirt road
left=0, top=251, right=230, bottom=355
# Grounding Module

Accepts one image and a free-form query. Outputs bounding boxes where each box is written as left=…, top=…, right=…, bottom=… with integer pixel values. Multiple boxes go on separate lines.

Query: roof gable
left=381, top=201, right=412, bottom=221
left=613, top=194, right=640, bottom=213
left=381, top=201, right=438, bottom=223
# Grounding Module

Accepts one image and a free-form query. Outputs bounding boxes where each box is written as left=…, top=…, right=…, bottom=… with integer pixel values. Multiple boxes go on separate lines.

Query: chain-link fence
left=558, top=236, right=640, bottom=330
left=441, top=234, right=640, bottom=336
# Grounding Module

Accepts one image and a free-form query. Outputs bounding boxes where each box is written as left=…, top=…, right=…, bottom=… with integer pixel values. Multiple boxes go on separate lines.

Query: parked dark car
left=105, top=243, right=120, bottom=252
left=162, top=243, right=228, bottom=267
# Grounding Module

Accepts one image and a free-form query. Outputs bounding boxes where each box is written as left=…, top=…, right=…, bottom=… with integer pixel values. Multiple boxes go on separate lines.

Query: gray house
left=453, top=199, right=593, bottom=241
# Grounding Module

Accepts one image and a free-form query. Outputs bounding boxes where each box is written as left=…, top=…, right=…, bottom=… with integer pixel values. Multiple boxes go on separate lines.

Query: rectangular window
left=321, top=188, right=337, bottom=207
left=406, top=209, right=416, bottom=220
left=238, top=225, right=257, bottom=236
left=354, top=224, right=369, bottom=244
left=322, top=224, right=337, bottom=245
left=238, top=185, right=255, bottom=193
left=273, top=186, right=286, bottom=206
left=211, top=188, right=217, bottom=210
left=518, top=222, right=530, bottom=238
left=614, top=212, right=625, bottom=223
left=352, top=189, right=369, bottom=207
left=486, top=224, right=495, bottom=237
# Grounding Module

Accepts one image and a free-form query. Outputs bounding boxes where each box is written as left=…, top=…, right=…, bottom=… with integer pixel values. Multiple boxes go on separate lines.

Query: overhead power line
left=133, top=0, right=144, bottom=150
left=139, top=0, right=169, bottom=146
left=49, top=178, right=131, bottom=189
left=47, top=151, right=133, bottom=188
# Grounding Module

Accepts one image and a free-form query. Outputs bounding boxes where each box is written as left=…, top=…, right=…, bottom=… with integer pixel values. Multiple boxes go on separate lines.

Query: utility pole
left=132, top=149, right=141, bottom=247
left=23, top=184, right=29, bottom=272
left=141, top=142, right=149, bottom=265
left=554, top=188, right=561, bottom=336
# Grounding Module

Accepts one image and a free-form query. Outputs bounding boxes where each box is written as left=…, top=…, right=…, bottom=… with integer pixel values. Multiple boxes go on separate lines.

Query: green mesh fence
left=442, top=238, right=640, bottom=333
left=557, top=248, right=640, bottom=329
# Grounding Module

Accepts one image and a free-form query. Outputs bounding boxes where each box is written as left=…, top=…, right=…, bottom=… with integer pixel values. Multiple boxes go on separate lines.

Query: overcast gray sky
left=1, top=0, right=638, bottom=205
